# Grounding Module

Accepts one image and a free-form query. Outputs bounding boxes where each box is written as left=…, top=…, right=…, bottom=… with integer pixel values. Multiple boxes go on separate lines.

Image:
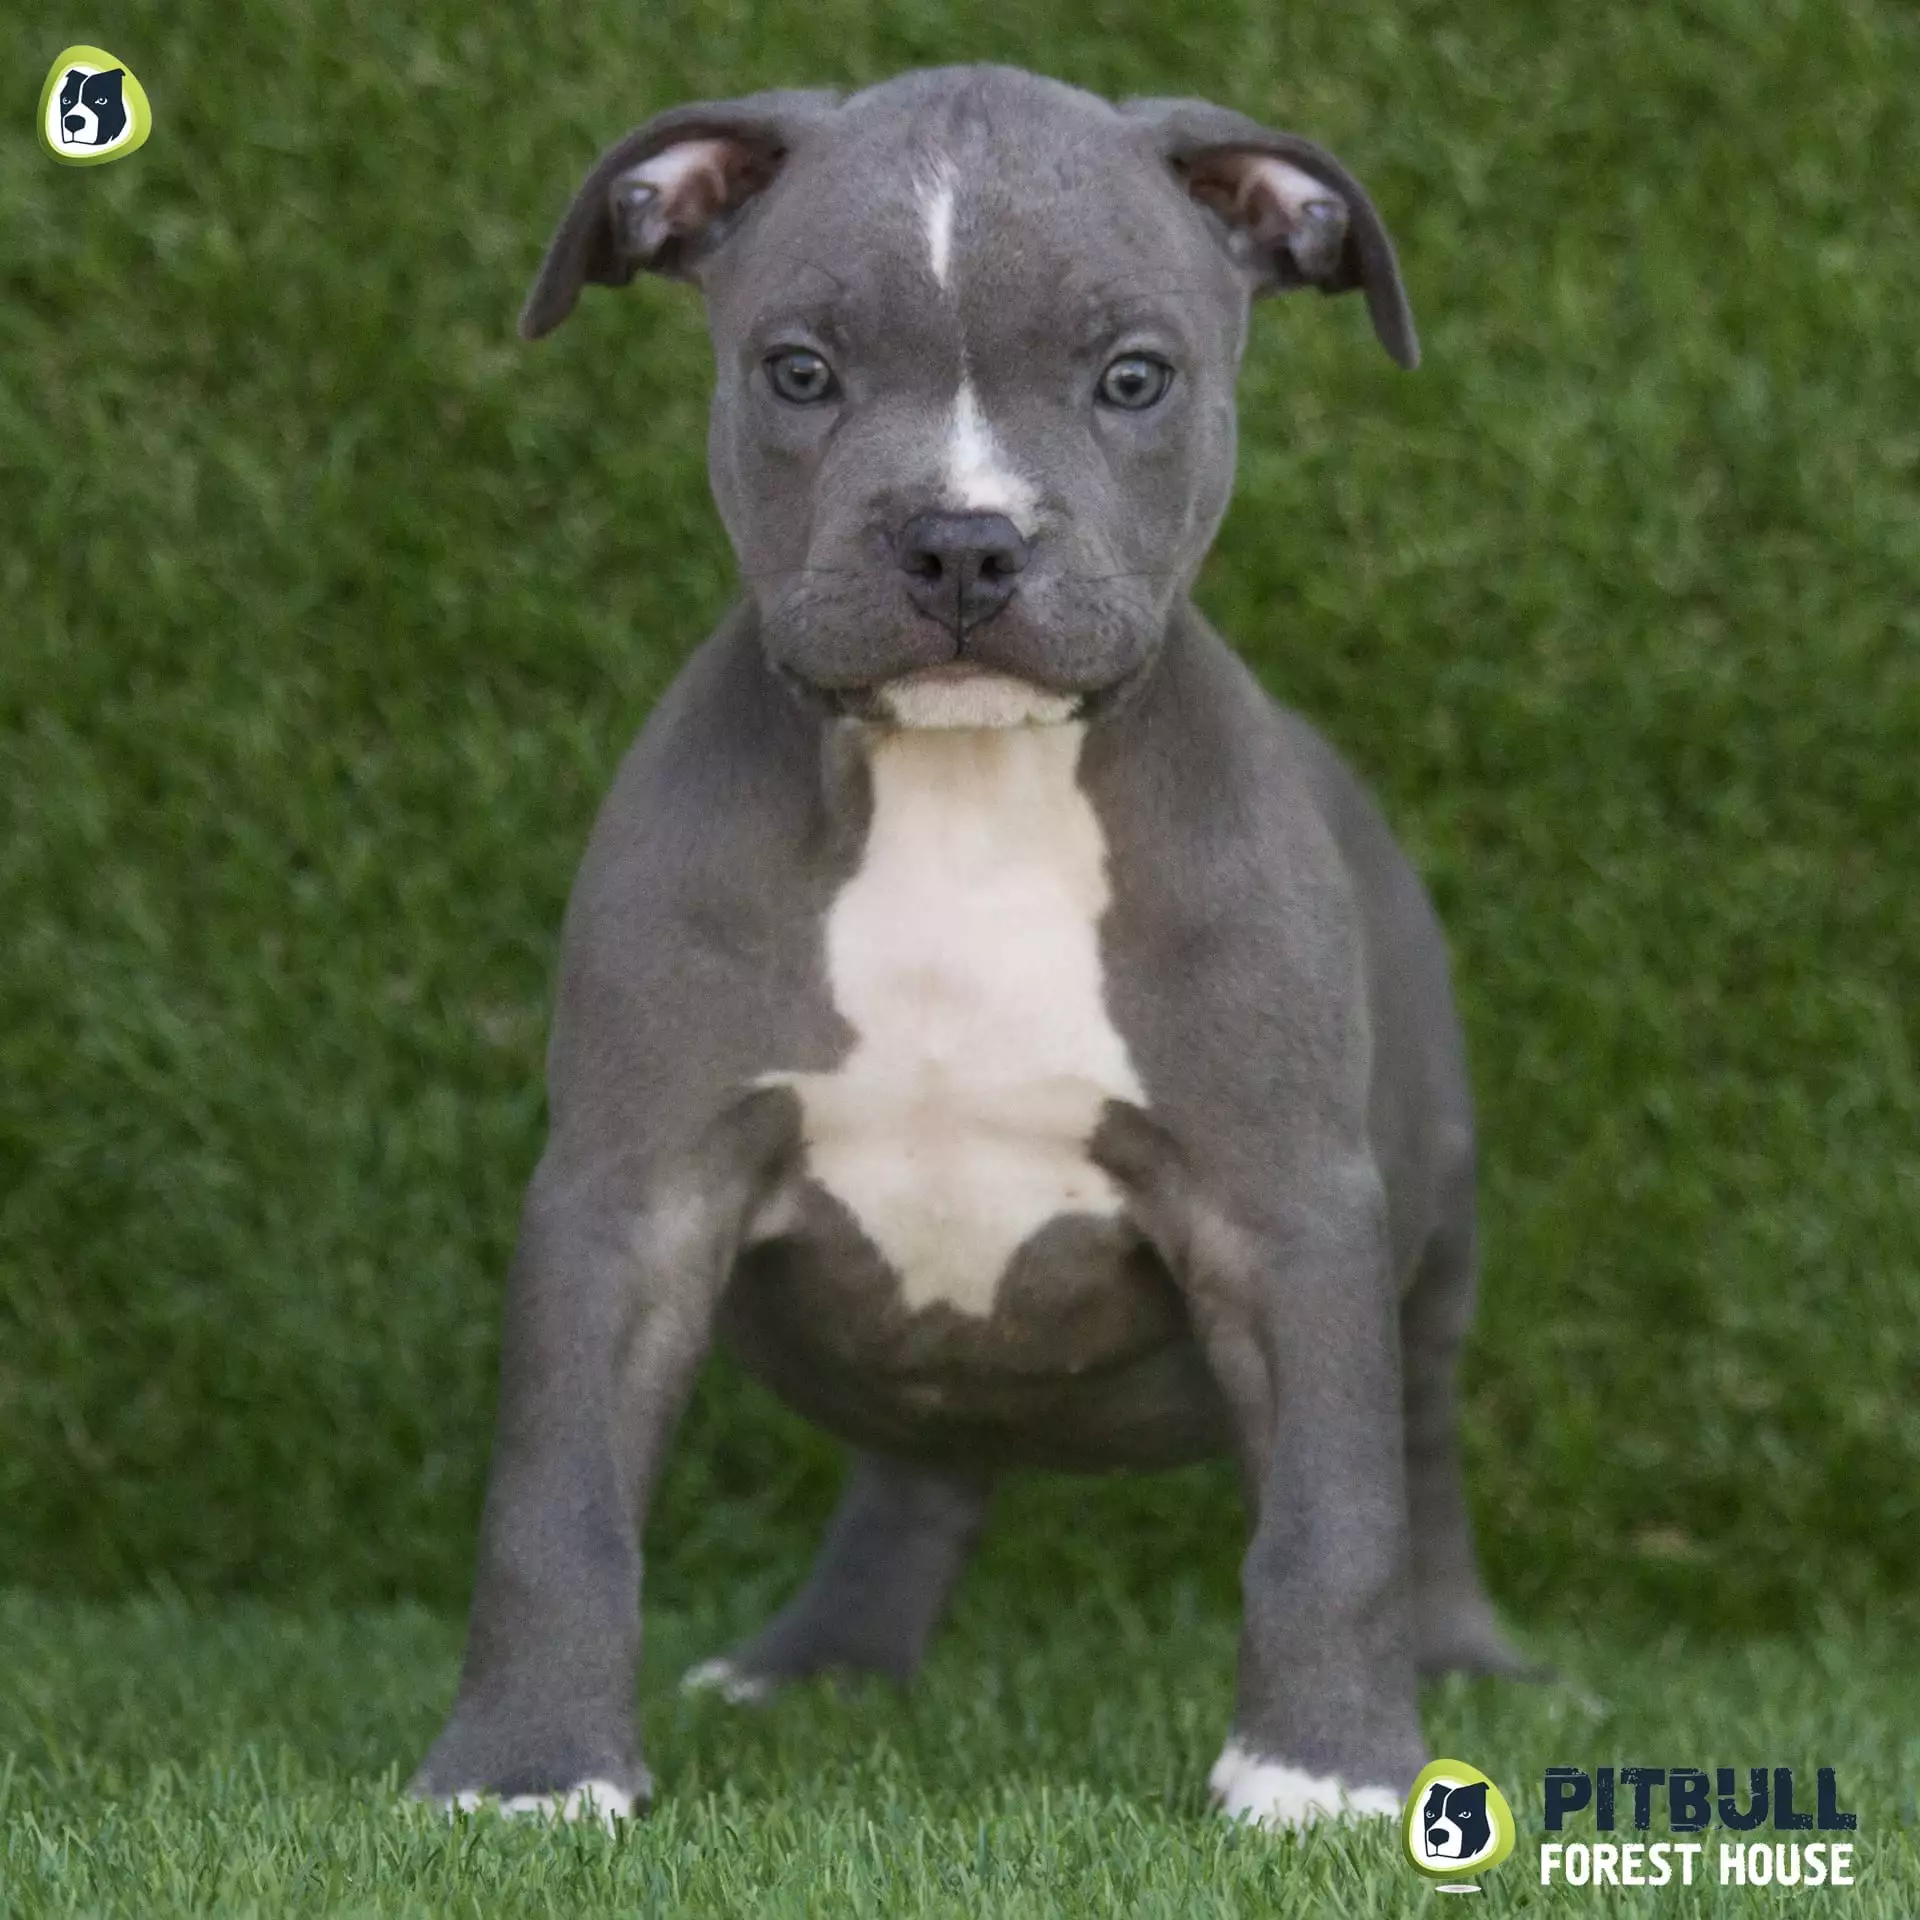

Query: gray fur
left=413, top=63, right=1521, bottom=1824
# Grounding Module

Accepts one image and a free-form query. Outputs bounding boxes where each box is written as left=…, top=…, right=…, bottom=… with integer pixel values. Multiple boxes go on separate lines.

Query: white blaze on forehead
left=760, top=725, right=1145, bottom=1317
left=912, top=153, right=1042, bottom=530
left=917, top=155, right=959, bottom=288
left=944, top=380, right=1041, bottom=530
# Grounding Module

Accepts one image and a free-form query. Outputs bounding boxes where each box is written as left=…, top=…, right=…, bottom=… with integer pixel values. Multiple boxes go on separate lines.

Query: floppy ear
left=1122, top=97, right=1419, bottom=369
left=518, top=89, right=839, bottom=342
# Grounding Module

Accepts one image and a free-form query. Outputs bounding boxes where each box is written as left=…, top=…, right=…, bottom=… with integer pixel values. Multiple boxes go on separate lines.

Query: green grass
left=4, top=0, right=1916, bottom=1633
left=3, top=0, right=1919, bottom=1907
left=4, top=1590, right=1918, bottom=1916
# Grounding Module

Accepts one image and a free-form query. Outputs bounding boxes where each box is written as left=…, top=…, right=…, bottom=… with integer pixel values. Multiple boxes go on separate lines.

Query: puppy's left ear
left=1122, top=98, right=1419, bottom=369
left=518, top=89, right=839, bottom=341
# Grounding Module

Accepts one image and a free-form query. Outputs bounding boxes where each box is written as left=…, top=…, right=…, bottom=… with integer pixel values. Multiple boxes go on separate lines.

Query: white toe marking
left=449, top=1778, right=633, bottom=1829
left=762, top=724, right=1144, bottom=1317
left=680, top=1656, right=776, bottom=1705
left=1210, top=1740, right=1401, bottom=1830
left=918, top=157, right=958, bottom=288
left=880, top=669, right=1078, bottom=731
left=944, top=380, right=1040, bottom=531
left=1208, top=1741, right=1249, bottom=1804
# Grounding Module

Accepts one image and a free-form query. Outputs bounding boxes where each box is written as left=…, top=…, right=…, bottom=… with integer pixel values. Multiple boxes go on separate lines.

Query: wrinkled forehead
left=703, top=93, right=1242, bottom=360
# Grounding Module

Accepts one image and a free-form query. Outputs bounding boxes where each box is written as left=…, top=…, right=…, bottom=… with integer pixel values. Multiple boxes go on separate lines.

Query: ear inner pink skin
left=1186, top=152, right=1350, bottom=279
left=615, top=138, right=778, bottom=261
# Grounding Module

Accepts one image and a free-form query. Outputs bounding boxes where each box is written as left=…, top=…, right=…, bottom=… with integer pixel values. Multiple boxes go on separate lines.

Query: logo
left=39, top=46, right=152, bottom=165
left=1539, top=1764, right=1859, bottom=1889
left=1403, top=1760, right=1516, bottom=1892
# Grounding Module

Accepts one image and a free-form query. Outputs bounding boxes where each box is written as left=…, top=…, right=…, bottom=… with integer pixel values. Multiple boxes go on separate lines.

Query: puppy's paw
left=680, top=1655, right=779, bottom=1706
left=1209, top=1741, right=1401, bottom=1831
left=437, top=1778, right=639, bottom=1830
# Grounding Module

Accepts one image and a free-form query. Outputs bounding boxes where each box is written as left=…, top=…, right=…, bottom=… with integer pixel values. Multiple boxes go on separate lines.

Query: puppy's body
left=415, top=63, right=1525, bottom=1831
left=575, top=604, right=1462, bottom=1470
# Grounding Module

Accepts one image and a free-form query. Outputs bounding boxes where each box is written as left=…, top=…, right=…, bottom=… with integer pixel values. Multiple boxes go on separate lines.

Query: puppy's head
left=520, top=67, right=1416, bottom=726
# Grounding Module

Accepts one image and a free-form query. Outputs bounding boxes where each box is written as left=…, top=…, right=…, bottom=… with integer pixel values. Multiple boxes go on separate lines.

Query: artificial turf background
left=3, top=0, right=1918, bottom=1902
left=6, top=1590, right=1920, bottom=1917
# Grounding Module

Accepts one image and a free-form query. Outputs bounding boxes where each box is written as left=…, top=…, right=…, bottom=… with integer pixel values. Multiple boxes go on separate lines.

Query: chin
left=871, top=664, right=1085, bottom=730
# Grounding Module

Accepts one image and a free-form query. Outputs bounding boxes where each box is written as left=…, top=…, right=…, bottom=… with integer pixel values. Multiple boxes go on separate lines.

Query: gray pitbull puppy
left=412, top=62, right=1526, bottom=1832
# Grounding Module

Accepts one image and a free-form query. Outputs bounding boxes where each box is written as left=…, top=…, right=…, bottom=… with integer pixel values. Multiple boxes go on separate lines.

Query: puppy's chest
left=765, top=726, right=1144, bottom=1316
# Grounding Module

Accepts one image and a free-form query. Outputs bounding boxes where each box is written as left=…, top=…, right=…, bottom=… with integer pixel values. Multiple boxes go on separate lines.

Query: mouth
left=892, top=661, right=991, bottom=683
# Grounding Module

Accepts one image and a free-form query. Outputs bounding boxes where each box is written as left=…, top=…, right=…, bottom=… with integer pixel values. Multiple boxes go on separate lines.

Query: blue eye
left=1097, top=354, right=1174, bottom=411
left=765, top=348, right=839, bottom=404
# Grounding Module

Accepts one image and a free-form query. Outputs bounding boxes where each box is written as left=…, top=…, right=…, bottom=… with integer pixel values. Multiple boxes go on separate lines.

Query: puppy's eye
left=764, top=348, right=839, bottom=405
left=1096, top=354, right=1174, bottom=411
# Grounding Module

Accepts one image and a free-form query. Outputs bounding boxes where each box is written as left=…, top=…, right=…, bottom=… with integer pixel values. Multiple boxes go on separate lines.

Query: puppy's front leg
left=1097, top=1106, right=1426, bottom=1830
left=410, top=1088, right=797, bottom=1822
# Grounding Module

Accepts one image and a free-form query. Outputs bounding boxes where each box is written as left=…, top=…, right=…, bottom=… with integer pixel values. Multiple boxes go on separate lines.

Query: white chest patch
left=766, top=724, right=1145, bottom=1316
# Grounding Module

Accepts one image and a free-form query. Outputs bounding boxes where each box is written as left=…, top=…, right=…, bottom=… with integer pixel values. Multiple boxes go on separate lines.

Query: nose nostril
left=897, top=512, right=1029, bottom=628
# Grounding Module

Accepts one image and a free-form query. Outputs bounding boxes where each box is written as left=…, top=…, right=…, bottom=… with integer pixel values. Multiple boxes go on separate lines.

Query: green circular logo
left=1403, top=1759, right=1517, bottom=1886
left=39, top=46, right=152, bottom=166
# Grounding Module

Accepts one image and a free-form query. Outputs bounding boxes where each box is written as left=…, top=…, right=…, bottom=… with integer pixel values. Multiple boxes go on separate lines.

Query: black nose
left=897, top=511, right=1029, bottom=632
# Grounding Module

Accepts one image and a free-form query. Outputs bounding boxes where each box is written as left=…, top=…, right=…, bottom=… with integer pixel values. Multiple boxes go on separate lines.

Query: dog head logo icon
left=39, top=46, right=151, bottom=165
left=1403, top=1760, right=1516, bottom=1890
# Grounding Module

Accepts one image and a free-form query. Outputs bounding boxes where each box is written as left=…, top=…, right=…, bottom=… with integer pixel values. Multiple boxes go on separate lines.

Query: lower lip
left=888, top=663, right=996, bottom=687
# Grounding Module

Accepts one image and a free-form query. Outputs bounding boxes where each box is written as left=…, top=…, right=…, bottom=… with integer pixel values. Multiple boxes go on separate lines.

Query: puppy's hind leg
left=1402, top=1160, right=1540, bottom=1680
left=684, top=1452, right=991, bottom=1700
